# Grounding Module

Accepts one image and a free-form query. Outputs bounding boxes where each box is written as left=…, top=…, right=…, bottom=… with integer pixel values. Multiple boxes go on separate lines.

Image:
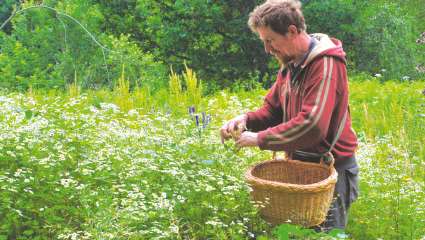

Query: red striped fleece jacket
left=246, top=33, right=358, bottom=162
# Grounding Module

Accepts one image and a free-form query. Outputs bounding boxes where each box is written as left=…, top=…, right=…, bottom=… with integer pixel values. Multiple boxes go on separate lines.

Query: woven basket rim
left=245, top=159, right=338, bottom=192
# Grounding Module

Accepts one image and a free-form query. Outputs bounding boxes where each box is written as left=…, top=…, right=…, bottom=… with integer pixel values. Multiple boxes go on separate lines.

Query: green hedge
left=0, top=0, right=423, bottom=91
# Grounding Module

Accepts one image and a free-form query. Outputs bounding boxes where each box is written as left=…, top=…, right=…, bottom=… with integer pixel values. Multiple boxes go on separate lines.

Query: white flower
left=205, top=220, right=222, bottom=226
left=128, top=109, right=139, bottom=117
left=205, top=185, right=215, bottom=192
left=14, top=209, right=24, bottom=217
left=89, top=105, right=98, bottom=113
left=7, top=151, right=16, bottom=158
left=176, top=195, right=186, bottom=203
left=14, top=169, right=23, bottom=177
left=100, top=102, right=120, bottom=113
left=60, top=178, right=77, bottom=188
left=169, top=224, right=179, bottom=234
left=374, top=73, right=382, bottom=78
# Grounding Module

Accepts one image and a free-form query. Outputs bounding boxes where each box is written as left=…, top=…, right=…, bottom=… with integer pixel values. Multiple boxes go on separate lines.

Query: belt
left=291, top=150, right=357, bottom=170
left=291, top=150, right=322, bottom=163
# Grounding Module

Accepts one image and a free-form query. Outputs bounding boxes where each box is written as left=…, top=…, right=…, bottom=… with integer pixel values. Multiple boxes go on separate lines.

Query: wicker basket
left=245, top=154, right=338, bottom=227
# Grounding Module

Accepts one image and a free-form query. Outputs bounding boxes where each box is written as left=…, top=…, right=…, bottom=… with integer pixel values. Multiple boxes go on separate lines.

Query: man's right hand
left=220, top=114, right=247, bottom=144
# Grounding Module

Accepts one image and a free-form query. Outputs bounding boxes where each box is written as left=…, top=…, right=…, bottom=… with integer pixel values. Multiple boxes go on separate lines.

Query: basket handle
left=320, top=152, right=335, bottom=168
left=273, top=151, right=335, bottom=167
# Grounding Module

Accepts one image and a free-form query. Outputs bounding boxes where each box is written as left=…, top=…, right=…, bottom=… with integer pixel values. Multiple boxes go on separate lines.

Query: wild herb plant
left=0, top=79, right=423, bottom=239
left=347, top=80, right=425, bottom=239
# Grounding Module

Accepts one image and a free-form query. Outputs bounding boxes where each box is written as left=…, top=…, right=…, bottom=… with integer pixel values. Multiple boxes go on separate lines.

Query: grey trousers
left=316, top=156, right=359, bottom=231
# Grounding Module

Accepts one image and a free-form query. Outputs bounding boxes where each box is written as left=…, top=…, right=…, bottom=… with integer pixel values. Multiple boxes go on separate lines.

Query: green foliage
left=0, top=1, right=167, bottom=91
left=93, top=0, right=275, bottom=89
left=168, top=64, right=202, bottom=112
left=113, top=64, right=132, bottom=112
left=1, top=0, right=424, bottom=91
left=66, top=70, right=80, bottom=97
left=303, top=0, right=357, bottom=62
left=304, top=0, right=423, bottom=81
left=93, top=0, right=424, bottom=87
left=182, top=64, right=202, bottom=107
left=0, top=87, right=270, bottom=239
left=106, top=34, right=168, bottom=91
left=348, top=80, right=425, bottom=239
left=273, top=224, right=348, bottom=240
left=352, top=2, right=422, bottom=80
left=0, top=79, right=424, bottom=239
left=169, top=67, right=184, bottom=106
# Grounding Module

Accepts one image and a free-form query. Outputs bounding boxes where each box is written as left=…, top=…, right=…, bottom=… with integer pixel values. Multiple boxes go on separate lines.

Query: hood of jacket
left=301, top=33, right=347, bottom=68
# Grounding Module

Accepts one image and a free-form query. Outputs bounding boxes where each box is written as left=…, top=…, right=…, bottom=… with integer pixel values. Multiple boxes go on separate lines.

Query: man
left=220, top=0, right=359, bottom=231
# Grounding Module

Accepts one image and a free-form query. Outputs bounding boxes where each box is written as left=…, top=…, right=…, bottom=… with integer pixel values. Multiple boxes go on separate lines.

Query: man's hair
left=248, top=0, right=306, bottom=35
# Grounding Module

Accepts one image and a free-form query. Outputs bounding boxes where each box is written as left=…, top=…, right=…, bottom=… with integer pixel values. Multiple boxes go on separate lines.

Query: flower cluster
left=0, top=93, right=268, bottom=239
left=188, top=105, right=211, bottom=128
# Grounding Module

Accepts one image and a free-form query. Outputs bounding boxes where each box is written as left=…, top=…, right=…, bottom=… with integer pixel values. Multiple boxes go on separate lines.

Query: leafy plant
left=0, top=1, right=167, bottom=91
left=0, top=78, right=424, bottom=239
left=95, top=0, right=274, bottom=89
left=168, top=64, right=202, bottom=112
left=274, top=224, right=348, bottom=240
left=352, top=2, right=422, bottom=80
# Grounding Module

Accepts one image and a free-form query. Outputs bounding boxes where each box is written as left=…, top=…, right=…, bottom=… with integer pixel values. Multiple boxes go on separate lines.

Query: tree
left=94, top=0, right=277, bottom=89
left=0, top=0, right=167, bottom=90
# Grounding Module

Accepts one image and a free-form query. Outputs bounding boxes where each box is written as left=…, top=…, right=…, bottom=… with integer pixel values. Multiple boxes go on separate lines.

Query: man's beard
left=273, top=53, right=294, bottom=67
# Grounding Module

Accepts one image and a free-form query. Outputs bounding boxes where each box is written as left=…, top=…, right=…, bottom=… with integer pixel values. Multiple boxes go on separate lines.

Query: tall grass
left=168, top=64, right=203, bottom=114
left=67, top=70, right=81, bottom=98
left=169, top=66, right=184, bottom=107
left=182, top=63, right=202, bottom=108
left=113, top=64, right=133, bottom=112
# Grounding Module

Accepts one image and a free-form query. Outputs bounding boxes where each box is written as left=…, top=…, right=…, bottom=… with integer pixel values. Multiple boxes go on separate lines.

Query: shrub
left=94, top=0, right=276, bottom=89
left=0, top=1, right=167, bottom=91
left=304, top=0, right=423, bottom=81
left=1, top=0, right=423, bottom=91
left=351, top=2, right=422, bottom=80
left=303, top=0, right=357, bottom=64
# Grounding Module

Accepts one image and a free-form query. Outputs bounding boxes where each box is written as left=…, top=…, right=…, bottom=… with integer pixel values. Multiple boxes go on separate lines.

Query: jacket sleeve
left=257, top=56, right=342, bottom=151
left=245, top=73, right=284, bottom=132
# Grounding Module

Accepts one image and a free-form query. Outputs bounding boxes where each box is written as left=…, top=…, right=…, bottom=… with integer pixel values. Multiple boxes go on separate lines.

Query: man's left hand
left=236, top=131, right=258, bottom=149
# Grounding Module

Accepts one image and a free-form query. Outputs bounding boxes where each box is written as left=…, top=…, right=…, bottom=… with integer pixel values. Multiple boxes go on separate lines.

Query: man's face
left=257, top=26, right=296, bottom=65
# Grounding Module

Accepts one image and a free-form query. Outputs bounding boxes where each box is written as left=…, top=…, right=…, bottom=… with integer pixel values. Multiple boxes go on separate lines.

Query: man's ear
left=287, top=25, right=298, bottom=37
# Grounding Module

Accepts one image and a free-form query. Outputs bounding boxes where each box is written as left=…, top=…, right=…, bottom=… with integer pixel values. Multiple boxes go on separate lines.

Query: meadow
left=0, top=76, right=424, bottom=239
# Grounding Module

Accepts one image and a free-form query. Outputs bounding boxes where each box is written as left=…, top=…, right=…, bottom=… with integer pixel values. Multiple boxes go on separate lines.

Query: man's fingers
left=233, top=121, right=244, bottom=132
left=220, top=129, right=226, bottom=144
left=220, top=127, right=232, bottom=144
left=233, top=122, right=239, bottom=131
left=236, top=140, right=247, bottom=152
left=220, top=118, right=246, bottom=144
left=228, top=121, right=236, bottom=133
left=221, top=132, right=231, bottom=143
left=236, top=138, right=243, bottom=147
